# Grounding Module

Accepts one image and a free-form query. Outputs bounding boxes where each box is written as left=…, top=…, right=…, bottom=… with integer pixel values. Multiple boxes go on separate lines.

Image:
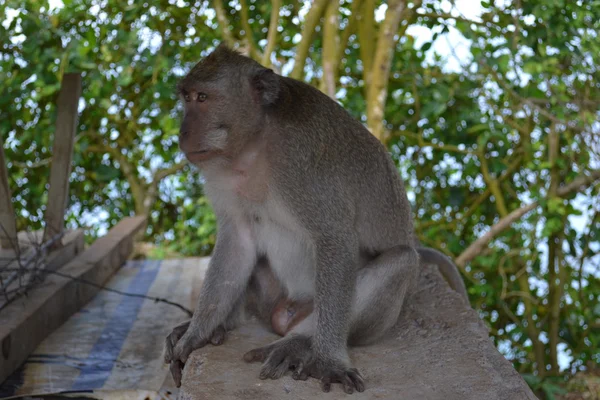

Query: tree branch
left=320, top=0, right=339, bottom=98
left=398, top=130, right=474, bottom=154
left=290, top=0, right=330, bottom=80
left=262, top=0, right=281, bottom=67
left=480, top=60, right=588, bottom=133
left=336, top=0, right=363, bottom=64
left=87, top=144, right=147, bottom=215
left=239, top=0, right=261, bottom=60
left=547, top=124, right=562, bottom=375
left=357, top=0, right=376, bottom=84
left=213, top=0, right=236, bottom=48
left=367, top=0, right=422, bottom=141
left=152, top=161, right=187, bottom=186
left=415, top=11, right=489, bottom=27
left=455, top=169, right=600, bottom=268
left=477, top=148, right=509, bottom=216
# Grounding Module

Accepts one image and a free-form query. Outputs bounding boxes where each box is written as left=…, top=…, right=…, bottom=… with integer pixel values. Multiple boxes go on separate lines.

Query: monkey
left=163, top=43, right=469, bottom=394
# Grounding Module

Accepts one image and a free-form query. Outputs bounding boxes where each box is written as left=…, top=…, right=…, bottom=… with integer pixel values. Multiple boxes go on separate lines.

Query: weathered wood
left=43, top=73, right=82, bottom=245
left=0, top=229, right=85, bottom=309
left=0, top=216, right=146, bottom=385
left=0, top=134, right=17, bottom=250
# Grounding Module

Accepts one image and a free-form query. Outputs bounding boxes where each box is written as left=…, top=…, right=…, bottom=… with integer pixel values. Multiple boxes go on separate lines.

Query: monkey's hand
left=163, top=320, right=227, bottom=387
left=243, top=335, right=365, bottom=394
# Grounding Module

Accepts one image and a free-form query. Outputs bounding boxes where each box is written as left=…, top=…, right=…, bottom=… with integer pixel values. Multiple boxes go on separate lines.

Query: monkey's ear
left=252, top=68, right=280, bottom=106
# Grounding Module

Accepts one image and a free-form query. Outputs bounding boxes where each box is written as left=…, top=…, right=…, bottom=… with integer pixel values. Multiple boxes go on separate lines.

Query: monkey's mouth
left=185, top=150, right=216, bottom=162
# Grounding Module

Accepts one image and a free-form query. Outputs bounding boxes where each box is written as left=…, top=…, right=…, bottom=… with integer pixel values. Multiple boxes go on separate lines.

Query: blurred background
left=1, top=0, right=599, bottom=398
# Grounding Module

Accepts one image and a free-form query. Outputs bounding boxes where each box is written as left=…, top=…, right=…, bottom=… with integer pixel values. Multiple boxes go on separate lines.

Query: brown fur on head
left=177, top=43, right=281, bottom=164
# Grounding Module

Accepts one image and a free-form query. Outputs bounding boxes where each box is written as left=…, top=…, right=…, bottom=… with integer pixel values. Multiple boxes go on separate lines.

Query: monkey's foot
left=243, top=334, right=314, bottom=380
left=243, top=335, right=365, bottom=394
left=270, top=298, right=314, bottom=336
left=302, top=358, right=365, bottom=394
left=164, top=322, right=227, bottom=387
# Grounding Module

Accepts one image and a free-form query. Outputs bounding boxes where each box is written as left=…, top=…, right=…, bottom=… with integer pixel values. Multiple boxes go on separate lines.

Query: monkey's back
left=267, top=77, right=415, bottom=251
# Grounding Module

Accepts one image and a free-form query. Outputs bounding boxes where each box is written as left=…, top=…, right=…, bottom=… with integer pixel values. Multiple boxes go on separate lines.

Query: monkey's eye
left=197, top=93, right=207, bottom=102
left=184, top=93, right=191, bottom=102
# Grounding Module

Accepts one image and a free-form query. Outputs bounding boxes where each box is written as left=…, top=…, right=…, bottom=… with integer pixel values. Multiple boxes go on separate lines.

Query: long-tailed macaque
left=164, top=44, right=468, bottom=394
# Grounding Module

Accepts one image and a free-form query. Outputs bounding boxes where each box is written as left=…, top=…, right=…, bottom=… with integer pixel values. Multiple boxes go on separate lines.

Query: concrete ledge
left=177, top=265, right=538, bottom=400
left=0, top=216, right=146, bottom=385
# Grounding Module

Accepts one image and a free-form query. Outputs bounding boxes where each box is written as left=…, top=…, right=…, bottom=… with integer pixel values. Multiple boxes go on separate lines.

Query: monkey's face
left=177, top=82, right=233, bottom=164
left=177, top=48, right=281, bottom=165
left=177, top=77, right=276, bottom=164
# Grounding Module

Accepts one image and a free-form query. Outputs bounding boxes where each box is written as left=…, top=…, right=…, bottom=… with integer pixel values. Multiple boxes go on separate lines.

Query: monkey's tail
left=417, top=247, right=469, bottom=302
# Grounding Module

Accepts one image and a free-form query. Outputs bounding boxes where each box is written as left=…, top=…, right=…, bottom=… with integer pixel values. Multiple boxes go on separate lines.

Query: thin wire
left=0, top=267, right=193, bottom=317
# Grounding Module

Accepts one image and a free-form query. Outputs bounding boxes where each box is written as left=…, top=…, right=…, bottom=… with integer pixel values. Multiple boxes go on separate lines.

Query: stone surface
left=177, top=265, right=538, bottom=400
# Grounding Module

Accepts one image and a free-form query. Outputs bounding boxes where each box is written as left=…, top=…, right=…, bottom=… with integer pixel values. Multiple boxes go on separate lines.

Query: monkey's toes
left=291, top=361, right=309, bottom=381
left=210, top=325, right=226, bottom=345
left=243, top=346, right=270, bottom=363
left=259, top=355, right=294, bottom=380
left=318, top=367, right=365, bottom=394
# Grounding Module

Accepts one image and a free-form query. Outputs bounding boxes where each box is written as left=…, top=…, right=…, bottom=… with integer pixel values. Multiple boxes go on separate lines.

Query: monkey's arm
left=164, top=217, right=257, bottom=384
left=312, top=231, right=359, bottom=362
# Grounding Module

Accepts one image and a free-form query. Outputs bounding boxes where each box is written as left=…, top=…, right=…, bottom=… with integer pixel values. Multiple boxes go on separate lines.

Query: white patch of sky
left=405, top=0, right=480, bottom=73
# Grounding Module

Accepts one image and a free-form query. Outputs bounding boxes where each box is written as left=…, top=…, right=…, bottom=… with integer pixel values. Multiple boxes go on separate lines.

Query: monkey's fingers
left=291, top=362, right=309, bottom=381
left=260, top=355, right=295, bottom=380
left=242, top=346, right=270, bottom=363
left=347, top=368, right=365, bottom=392
left=164, top=336, right=179, bottom=364
left=210, top=326, right=226, bottom=345
left=341, top=375, right=356, bottom=394
left=169, top=360, right=184, bottom=388
left=172, top=332, right=208, bottom=364
left=163, top=321, right=192, bottom=363
left=320, top=376, right=332, bottom=393
left=318, top=367, right=365, bottom=394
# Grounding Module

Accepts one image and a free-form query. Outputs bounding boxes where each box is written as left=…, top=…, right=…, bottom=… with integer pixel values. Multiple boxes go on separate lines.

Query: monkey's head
left=176, top=43, right=281, bottom=164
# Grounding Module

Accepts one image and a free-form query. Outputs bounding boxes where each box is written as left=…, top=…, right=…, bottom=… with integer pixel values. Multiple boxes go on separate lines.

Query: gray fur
left=164, top=44, right=468, bottom=394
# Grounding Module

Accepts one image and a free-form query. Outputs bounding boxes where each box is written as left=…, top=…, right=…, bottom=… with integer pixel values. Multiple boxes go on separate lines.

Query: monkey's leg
left=261, top=245, right=418, bottom=344
left=165, top=261, right=281, bottom=384
left=347, top=245, right=419, bottom=345
left=164, top=307, right=239, bottom=356
left=167, top=257, right=287, bottom=369
left=164, top=219, right=258, bottom=387
left=243, top=244, right=418, bottom=392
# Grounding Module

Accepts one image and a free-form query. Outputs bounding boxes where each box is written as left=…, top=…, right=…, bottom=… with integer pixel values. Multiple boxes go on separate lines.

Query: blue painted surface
left=69, top=259, right=161, bottom=391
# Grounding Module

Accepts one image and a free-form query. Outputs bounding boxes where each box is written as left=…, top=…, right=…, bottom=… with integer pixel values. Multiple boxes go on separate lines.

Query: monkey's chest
left=249, top=206, right=316, bottom=299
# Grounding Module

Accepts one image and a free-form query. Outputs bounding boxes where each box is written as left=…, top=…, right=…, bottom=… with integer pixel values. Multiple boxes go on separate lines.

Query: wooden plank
left=0, top=134, right=17, bottom=250
left=43, top=73, right=82, bottom=245
left=0, top=216, right=146, bottom=385
left=0, top=229, right=85, bottom=309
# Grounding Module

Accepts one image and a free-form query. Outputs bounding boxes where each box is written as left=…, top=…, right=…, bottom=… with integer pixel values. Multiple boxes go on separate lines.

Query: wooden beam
left=0, top=216, right=146, bottom=385
left=43, top=73, right=82, bottom=245
left=0, top=134, right=17, bottom=250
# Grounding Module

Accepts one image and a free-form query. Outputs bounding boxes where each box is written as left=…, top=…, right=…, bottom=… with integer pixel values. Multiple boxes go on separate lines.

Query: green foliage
left=1, top=0, right=599, bottom=394
left=522, top=374, right=568, bottom=400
